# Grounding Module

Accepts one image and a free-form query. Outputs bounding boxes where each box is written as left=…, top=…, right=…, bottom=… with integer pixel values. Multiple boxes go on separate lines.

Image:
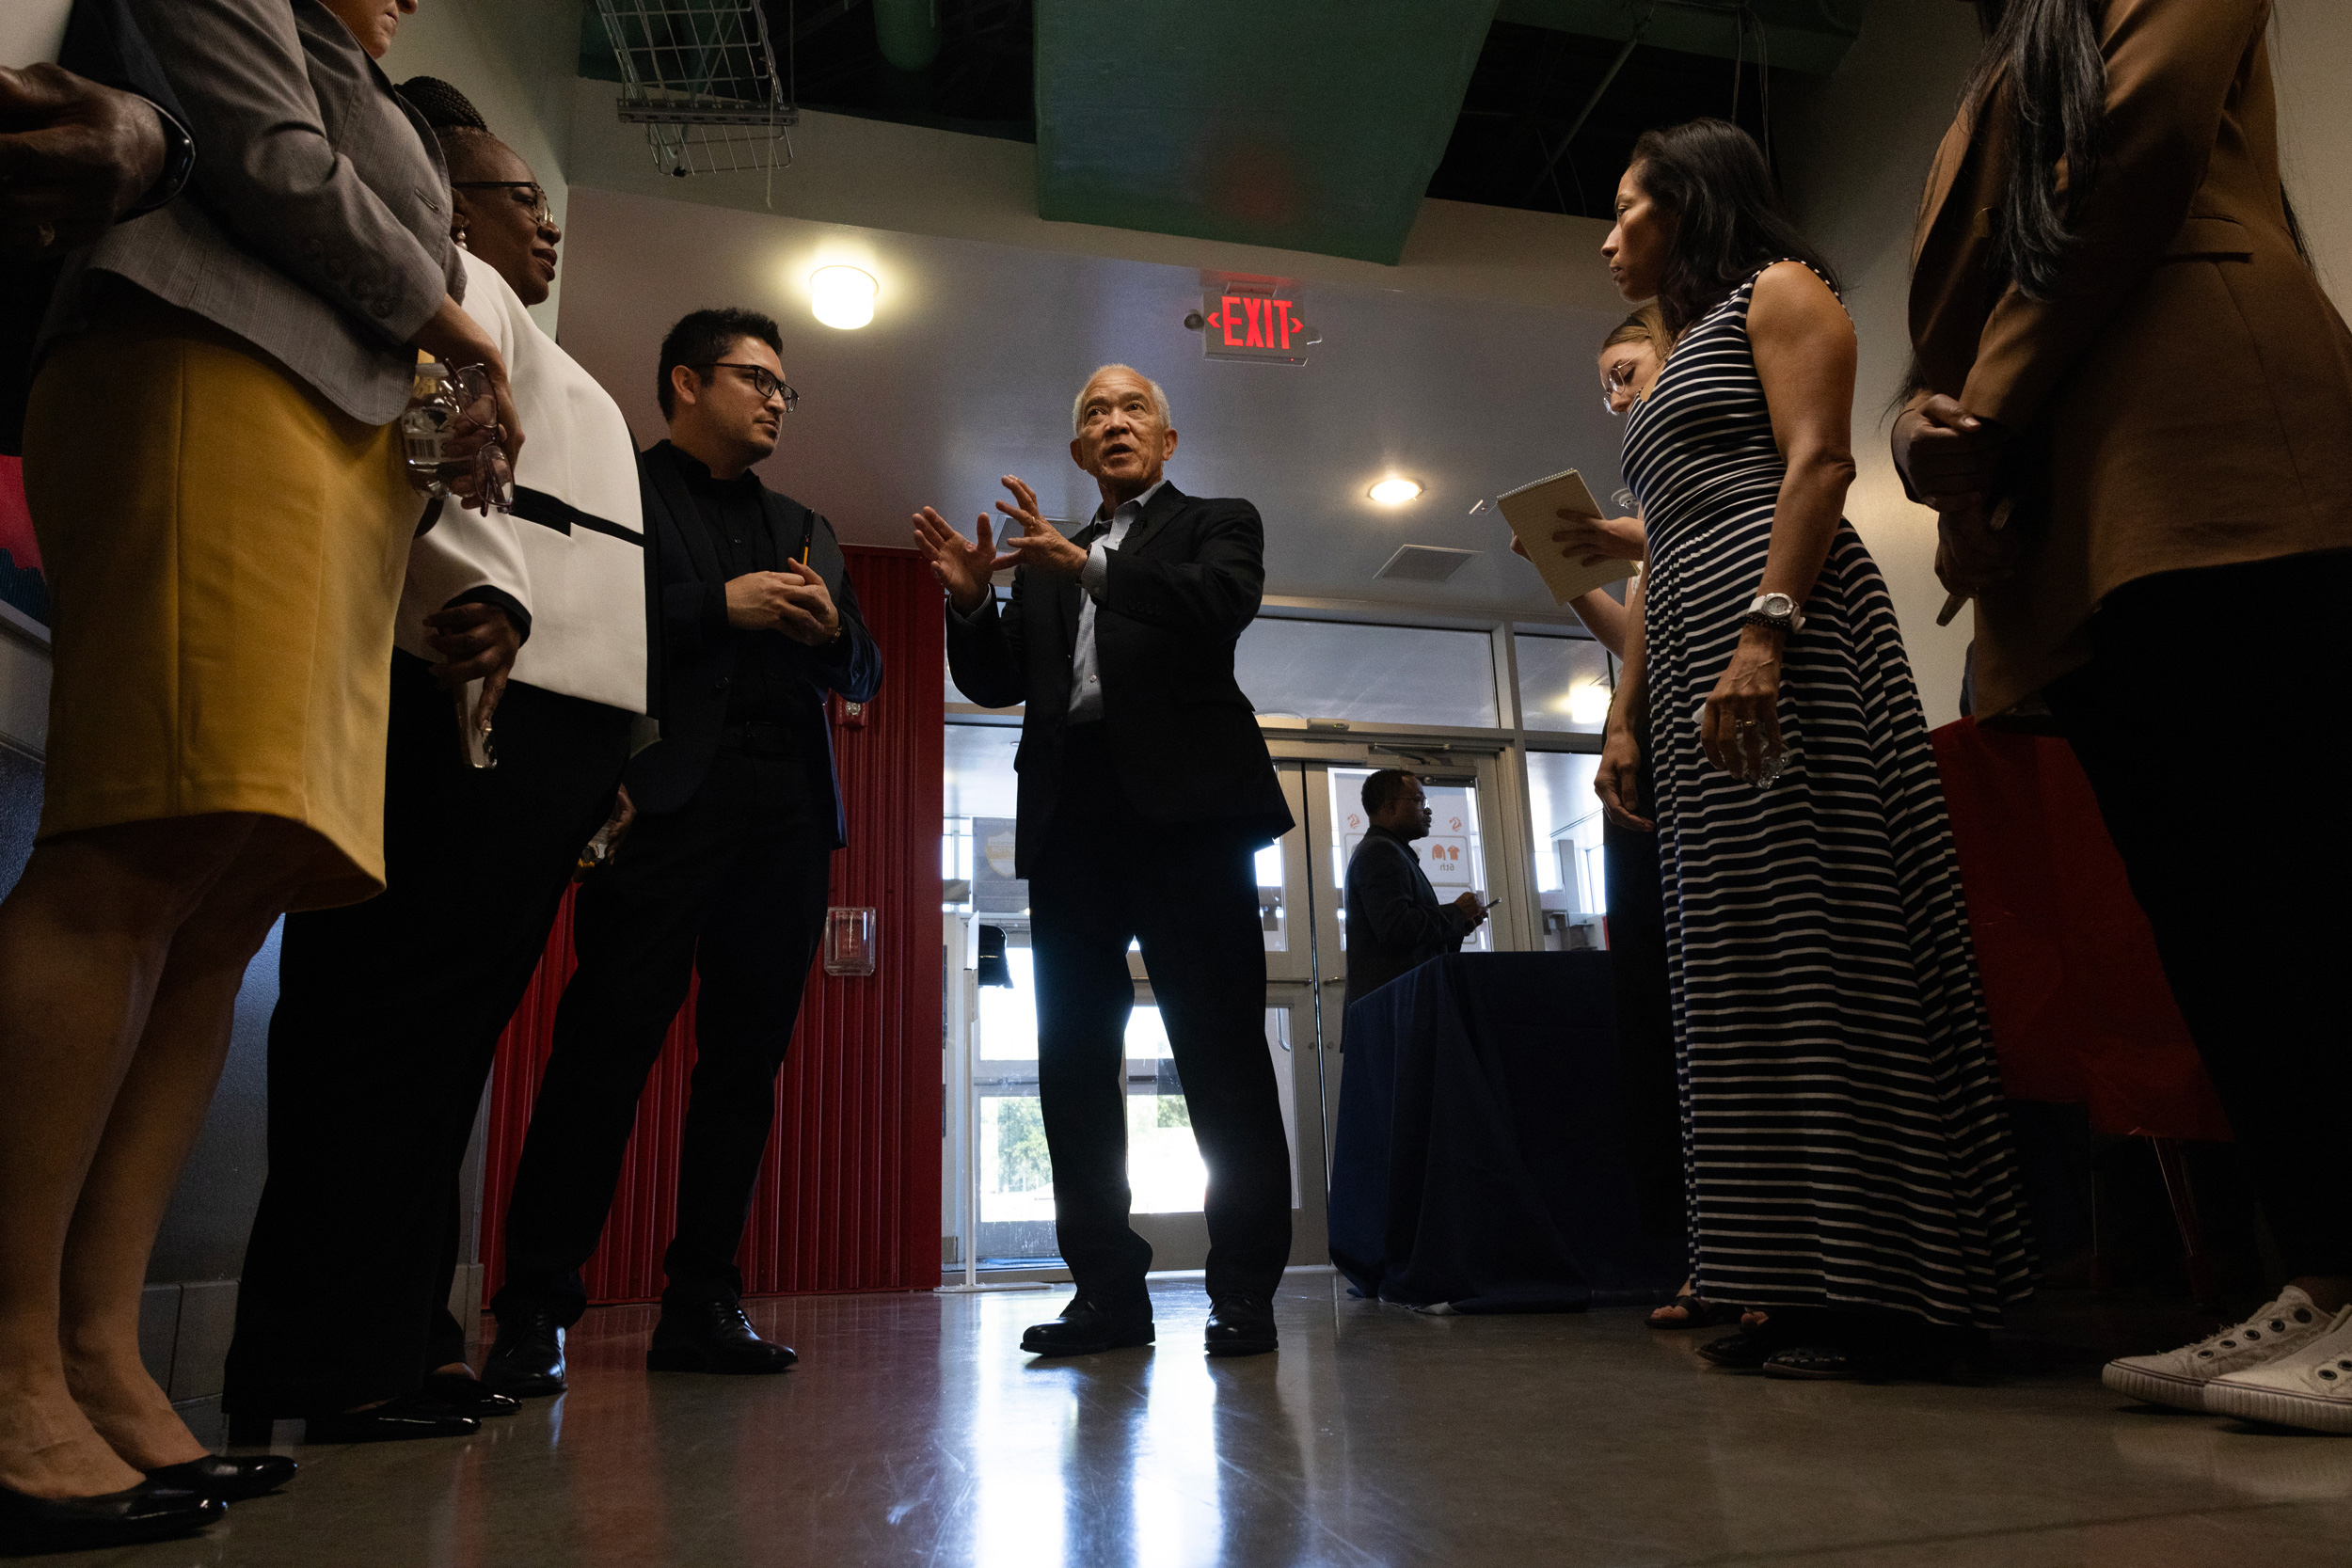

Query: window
left=1239, top=618, right=1498, bottom=729
left=1516, top=628, right=1616, bottom=735
left=1526, top=751, right=1607, bottom=950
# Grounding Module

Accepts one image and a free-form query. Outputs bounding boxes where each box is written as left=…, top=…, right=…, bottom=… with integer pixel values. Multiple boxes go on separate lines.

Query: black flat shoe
left=301, top=1394, right=482, bottom=1444
left=419, top=1372, right=522, bottom=1418
left=0, top=1479, right=222, bottom=1553
left=483, top=1307, right=567, bottom=1398
left=1697, top=1330, right=1772, bottom=1370
left=145, top=1452, right=297, bottom=1502
left=646, top=1302, right=798, bottom=1374
left=1021, top=1297, right=1154, bottom=1357
left=1204, top=1295, right=1278, bottom=1357
left=1762, top=1343, right=1878, bottom=1381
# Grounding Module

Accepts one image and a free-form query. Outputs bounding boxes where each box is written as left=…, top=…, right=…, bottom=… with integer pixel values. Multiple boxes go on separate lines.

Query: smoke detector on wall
left=1374, top=546, right=1479, bottom=583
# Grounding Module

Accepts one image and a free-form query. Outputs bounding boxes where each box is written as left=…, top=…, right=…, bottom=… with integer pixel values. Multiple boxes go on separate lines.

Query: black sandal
left=1646, top=1292, right=1741, bottom=1331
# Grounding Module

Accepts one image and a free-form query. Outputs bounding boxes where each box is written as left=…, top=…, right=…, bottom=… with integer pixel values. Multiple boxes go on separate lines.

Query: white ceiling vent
left=1374, top=545, right=1479, bottom=583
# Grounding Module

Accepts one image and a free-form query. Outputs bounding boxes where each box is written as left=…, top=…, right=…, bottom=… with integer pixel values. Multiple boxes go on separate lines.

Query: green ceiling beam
left=1034, top=0, right=1502, bottom=265
left=1495, top=0, right=1860, bottom=76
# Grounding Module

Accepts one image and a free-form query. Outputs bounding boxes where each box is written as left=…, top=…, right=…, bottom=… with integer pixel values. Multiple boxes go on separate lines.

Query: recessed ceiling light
left=810, top=265, right=877, bottom=329
left=1368, top=477, right=1422, bottom=505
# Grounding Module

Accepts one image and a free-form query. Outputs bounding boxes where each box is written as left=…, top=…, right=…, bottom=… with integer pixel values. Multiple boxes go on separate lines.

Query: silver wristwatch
left=1740, top=592, right=1805, bottom=636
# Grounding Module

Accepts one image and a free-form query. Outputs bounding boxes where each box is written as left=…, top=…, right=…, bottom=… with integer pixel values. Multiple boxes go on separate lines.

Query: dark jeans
left=2045, top=549, right=2352, bottom=1280
left=1026, top=725, right=1293, bottom=1309
left=223, top=653, right=630, bottom=1415
left=492, top=728, right=835, bottom=1325
left=1603, top=737, right=1682, bottom=1251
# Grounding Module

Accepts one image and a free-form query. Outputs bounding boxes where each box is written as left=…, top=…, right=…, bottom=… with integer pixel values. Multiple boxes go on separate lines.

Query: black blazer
left=627, top=443, right=883, bottom=835
left=1342, top=826, right=1469, bottom=1008
left=945, top=480, right=1293, bottom=877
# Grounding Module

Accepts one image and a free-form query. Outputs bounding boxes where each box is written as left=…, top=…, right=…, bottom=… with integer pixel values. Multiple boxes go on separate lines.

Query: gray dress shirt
left=1067, top=479, right=1164, bottom=722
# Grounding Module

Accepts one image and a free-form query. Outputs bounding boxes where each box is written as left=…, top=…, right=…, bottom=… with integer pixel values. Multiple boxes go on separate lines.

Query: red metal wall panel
left=479, top=546, right=944, bottom=1302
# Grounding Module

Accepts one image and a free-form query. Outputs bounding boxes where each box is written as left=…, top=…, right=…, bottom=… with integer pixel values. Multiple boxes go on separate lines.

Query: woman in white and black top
left=220, top=78, right=650, bottom=1444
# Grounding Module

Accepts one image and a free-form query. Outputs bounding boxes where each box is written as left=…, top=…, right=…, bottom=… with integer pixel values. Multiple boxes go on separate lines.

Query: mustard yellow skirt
left=24, top=293, right=416, bottom=910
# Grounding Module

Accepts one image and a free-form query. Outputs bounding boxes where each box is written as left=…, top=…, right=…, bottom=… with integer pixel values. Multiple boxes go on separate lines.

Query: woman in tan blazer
left=1897, top=0, right=2352, bottom=1434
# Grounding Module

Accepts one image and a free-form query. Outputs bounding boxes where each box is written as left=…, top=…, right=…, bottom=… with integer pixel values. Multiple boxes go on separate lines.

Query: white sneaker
left=2102, top=1287, right=2336, bottom=1412
left=2204, top=1306, right=2352, bottom=1433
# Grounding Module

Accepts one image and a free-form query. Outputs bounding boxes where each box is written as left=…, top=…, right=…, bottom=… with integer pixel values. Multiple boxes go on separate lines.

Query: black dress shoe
left=145, top=1452, right=297, bottom=1502
left=1204, top=1295, right=1278, bottom=1357
left=420, top=1372, right=522, bottom=1418
left=646, top=1301, right=798, bottom=1374
left=1020, top=1297, right=1155, bottom=1357
left=0, top=1479, right=222, bottom=1553
left=483, top=1307, right=567, bottom=1398
left=301, top=1394, right=482, bottom=1444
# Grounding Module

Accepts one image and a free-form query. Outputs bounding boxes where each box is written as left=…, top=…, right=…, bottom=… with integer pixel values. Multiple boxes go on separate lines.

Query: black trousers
left=1027, top=725, right=1293, bottom=1308
left=2045, top=549, right=2352, bottom=1280
left=1603, top=736, right=1683, bottom=1251
left=492, top=728, right=834, bottom=1324
left=222, top=653, right=630, bottom=1415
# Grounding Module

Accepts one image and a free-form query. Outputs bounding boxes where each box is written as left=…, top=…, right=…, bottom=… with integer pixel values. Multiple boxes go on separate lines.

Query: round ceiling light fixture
left=1367, top=477, right=1423, bottom=506
left=809, top=265, right=878, bottom=329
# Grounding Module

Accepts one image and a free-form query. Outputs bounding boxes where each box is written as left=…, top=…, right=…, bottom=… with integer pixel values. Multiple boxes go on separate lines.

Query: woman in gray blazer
left=0, top=0, right=522, bottom=1550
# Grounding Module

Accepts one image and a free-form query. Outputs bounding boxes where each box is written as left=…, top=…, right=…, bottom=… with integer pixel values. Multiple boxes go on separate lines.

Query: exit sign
left=1200, top=290, right=1311, bottom=365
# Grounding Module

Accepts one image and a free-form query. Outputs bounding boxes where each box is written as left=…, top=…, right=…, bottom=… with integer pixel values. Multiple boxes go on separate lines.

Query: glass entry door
left=946, top=737, right=1507, bottom=1279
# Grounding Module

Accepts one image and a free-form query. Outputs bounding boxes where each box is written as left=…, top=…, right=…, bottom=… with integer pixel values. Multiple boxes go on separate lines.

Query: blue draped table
left=1327, top=951, right=1685, bottom=1312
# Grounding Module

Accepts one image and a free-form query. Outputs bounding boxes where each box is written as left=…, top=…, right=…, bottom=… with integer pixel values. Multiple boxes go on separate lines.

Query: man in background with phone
left=1343, top=769, right=1489, bottom=1013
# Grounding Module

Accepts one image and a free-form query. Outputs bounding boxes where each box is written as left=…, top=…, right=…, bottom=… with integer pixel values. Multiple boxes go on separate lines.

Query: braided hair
left=397, top=74, right=488, bottom=133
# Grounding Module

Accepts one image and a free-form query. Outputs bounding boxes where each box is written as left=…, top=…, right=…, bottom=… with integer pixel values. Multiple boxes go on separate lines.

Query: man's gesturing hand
left=912, top=505, right=1016, bottom=615
left=993, top=475, right=1089, bottom=580
left=726, top=563, right=841, bottom=645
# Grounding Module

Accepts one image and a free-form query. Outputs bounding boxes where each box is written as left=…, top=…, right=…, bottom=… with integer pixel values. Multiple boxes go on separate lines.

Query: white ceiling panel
left=554, top=184, right=1637, bottom=615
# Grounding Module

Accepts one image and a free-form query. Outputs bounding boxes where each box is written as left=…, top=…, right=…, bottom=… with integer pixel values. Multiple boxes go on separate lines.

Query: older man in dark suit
left=914, top=363, right=1294, bottom=1358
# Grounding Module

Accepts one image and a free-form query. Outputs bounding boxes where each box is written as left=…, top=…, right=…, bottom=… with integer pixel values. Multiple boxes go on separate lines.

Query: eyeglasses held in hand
left=703, top=361, right=800, bottom=413
left=452, top=180, right=555, bottom=229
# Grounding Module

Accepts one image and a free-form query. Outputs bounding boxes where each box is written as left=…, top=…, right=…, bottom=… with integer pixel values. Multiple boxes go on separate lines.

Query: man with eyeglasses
left=484, top=307, right=881, bottom=1391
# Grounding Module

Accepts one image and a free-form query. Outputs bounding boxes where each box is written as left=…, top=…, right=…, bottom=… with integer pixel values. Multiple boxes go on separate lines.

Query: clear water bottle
left=403, top=362, right=464, bottom=496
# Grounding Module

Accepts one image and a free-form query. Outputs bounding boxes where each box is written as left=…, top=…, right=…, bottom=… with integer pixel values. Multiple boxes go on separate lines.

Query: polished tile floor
left=49, top=1275, right=2352, bottom=1567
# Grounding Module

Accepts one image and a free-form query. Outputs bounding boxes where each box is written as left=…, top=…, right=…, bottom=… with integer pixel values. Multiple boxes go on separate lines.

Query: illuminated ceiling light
left=1565, top=684, right=1613, bottom=725
left=1368, top=477, right=1423, bottom=506
left=809, top=265, right=878, bottom=329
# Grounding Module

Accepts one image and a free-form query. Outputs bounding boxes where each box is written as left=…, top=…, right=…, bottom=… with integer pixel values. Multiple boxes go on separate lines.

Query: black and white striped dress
left=1620, top=264, right=2034, bottom=1328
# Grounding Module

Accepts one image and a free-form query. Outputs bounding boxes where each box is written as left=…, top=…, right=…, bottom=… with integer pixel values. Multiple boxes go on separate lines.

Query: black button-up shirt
left=654, top=442, right=802, bottom=725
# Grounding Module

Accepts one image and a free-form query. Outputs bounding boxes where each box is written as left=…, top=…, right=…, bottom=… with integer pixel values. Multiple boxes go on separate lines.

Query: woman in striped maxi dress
left=1594, top=119, right=2033, bottom=1378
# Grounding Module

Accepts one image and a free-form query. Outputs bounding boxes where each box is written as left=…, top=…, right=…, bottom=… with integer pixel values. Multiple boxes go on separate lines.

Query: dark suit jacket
left=944, top=480, right=1292, bottom=877
left=626, top=443, right=883, bottom=837
left=1343, top=826, right=1469, bottom=1008
left=1908, top=0, right=2352, bottom=714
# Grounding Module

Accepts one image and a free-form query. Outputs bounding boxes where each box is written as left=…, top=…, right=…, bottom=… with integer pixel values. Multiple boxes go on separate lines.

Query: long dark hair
left=1628, top=119, right=1839, bottom=337
left=1961, top=0, right=2106, bottom=299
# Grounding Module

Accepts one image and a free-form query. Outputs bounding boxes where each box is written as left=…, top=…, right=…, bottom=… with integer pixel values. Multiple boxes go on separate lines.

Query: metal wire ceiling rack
left=593, top=0, right=796, bottom=184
